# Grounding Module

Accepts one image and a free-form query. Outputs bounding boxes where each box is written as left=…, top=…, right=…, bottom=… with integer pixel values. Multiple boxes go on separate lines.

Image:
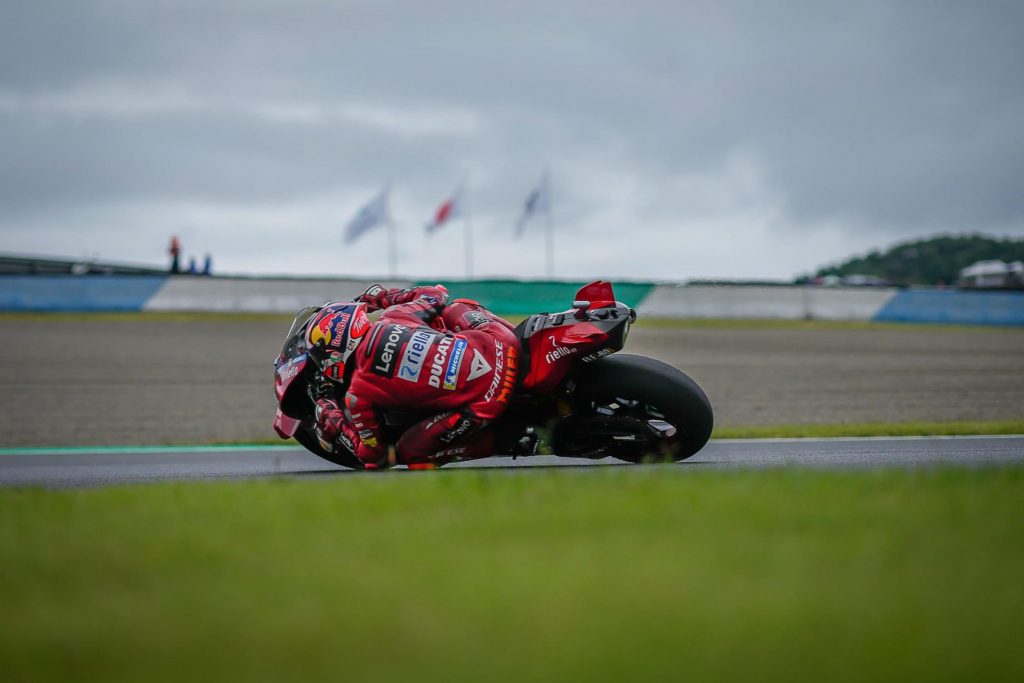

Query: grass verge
left=713, top=419, right=1024, bottom=439
left=1, top=466, right=1022, bottom=682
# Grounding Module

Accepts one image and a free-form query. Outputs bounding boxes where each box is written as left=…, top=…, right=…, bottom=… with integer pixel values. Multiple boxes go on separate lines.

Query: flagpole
left=544, top=171, right=553, bottom=278
left=544, top=209, right=553, bottom=279
left=464, top=187, right=474, bottom=279
left=387, top=218, right=398, bottom=278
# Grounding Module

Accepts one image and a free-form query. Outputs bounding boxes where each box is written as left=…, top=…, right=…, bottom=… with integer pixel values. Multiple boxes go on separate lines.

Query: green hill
left=807, top=235, right=1024, bottom=286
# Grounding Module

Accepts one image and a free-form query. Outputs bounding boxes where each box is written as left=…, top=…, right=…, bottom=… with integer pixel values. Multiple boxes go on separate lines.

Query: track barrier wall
left=2, top=275, right=1022, bottom=325
left=874, top=289, right=1024, bottom=326
left=636, top=284, right=899, bottom=321
left=143, top=277, right=413, bottom=313
left=0, top=275, right=168, bottom=311
left=413, top=279, right=655, bottom=316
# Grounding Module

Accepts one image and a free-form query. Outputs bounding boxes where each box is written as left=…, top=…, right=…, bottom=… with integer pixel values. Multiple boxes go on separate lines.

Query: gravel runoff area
left=1, top=316, right=1022, bottom=447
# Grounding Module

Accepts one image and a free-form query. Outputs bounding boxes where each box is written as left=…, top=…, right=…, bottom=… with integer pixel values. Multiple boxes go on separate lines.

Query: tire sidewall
left=571, top=354, right=714, bottom=461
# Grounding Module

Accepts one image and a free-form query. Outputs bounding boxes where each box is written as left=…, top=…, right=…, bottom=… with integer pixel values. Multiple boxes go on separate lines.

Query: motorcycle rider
left=305, top=284, right=521, bottom=469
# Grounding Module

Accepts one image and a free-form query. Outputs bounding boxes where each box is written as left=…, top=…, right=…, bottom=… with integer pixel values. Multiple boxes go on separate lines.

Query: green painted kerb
left=413, top=279, right=655, bottom=315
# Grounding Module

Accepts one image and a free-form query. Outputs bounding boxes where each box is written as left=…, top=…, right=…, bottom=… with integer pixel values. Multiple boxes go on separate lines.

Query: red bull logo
left=308, top=306, right=364, bottom=351
left=329, top=312, right=352, bottom=347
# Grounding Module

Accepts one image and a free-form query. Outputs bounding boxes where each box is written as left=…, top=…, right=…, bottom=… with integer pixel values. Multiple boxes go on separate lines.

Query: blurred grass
left=1, top=466, right=1021, bottom=682
left=713, top=419, right=1024, bottom=439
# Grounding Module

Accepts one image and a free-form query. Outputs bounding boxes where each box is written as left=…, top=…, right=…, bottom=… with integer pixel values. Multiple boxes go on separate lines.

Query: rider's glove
left=314, top=397, right=346, bottom=446
left=356, top=284, right=450, bottom=314
left=356, top=284, right=387, bottom=312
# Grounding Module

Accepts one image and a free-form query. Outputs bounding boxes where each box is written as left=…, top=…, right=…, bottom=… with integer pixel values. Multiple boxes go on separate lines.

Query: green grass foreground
left=2, top=467, right=1022, bottom=682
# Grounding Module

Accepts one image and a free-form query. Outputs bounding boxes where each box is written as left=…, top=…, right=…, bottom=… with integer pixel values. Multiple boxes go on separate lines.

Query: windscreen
left=281, top=305, right=322, bottom=354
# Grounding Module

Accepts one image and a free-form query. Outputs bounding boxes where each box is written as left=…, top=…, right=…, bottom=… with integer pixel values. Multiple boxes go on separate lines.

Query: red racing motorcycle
left=273, top=281, right=713, bottom=468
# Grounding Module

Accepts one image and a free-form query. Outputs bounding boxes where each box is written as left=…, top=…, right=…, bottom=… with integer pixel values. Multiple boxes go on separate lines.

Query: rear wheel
left=293, top=421, right=365, bottom=470
left=554, top=354, right=713, bottom=463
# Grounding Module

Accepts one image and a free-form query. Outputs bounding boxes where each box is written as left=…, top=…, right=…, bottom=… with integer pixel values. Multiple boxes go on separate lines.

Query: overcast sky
left=2, top=1, right=1022, bottom=281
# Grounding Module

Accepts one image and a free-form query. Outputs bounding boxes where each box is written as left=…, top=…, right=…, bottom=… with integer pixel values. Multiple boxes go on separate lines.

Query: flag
left=425, top=183, right=465, bottom=234
left=516, top=171, right=550, bottom=236
left=344, top=187, right=390, bottom=244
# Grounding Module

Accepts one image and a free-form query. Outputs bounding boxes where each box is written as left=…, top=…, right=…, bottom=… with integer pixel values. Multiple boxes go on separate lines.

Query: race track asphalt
left=2, top=436, right=1021, bottom=488
left=3, top=317, right=1023, bottom=447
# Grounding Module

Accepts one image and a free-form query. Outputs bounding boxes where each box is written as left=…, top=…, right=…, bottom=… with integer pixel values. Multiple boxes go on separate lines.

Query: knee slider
left=438, top=410, right=484, bottom=445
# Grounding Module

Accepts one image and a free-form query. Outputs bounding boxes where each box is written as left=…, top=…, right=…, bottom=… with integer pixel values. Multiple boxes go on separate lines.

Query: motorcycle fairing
left=274, top=353, right=308, bottom=402
left=515, top=281, right=634, bottom=393
left=274, top=407, right=302, bottom=438
left=273, top=305, right=321, bottom=428
left=573, top=280, right=616, bottom=310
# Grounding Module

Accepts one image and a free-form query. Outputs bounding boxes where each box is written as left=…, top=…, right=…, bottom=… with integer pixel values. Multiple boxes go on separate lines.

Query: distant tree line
left=800, top=234, right=1024, bottom=286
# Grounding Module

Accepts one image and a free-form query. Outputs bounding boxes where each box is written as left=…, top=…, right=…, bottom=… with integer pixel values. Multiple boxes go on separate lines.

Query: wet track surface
left=1, top=436, right=1021, bottom=488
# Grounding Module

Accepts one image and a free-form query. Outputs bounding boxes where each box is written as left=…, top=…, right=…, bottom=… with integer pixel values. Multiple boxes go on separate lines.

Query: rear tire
left=566, top=354, right=713, bottom=462
left=293, top=422, right=365, bottom=470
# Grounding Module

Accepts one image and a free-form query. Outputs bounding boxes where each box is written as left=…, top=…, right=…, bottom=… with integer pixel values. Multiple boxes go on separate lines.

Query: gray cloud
left=1, top=0, right=1022, bottom=280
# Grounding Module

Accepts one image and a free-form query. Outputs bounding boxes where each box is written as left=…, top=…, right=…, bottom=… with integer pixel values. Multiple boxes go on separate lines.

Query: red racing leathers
left=314, top=285, right=520, bottom=467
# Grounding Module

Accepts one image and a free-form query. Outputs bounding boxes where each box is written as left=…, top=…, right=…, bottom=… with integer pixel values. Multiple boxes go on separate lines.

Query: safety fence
left=412, top=279, right=654, bottom=315
left=873, top=289, right=1024, bottom=326
left=144, top=276, right=412, bottom=313
left=636, top=284, right=899, bottom=321
left=0, top=275, right=168, bottom=311
left=2, top=275, right=1023, bottom=325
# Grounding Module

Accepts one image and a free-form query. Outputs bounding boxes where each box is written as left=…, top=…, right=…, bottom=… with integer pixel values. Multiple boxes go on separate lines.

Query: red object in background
left=425, top=185, right=464, bottom=233
left=168, top=236, right=182, bottom=273
left=433, top=200, right=454, bottom=225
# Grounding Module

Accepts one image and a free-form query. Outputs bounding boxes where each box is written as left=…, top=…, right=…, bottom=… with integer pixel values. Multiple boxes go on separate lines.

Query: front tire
left=560, top=354, right=714, bottom=462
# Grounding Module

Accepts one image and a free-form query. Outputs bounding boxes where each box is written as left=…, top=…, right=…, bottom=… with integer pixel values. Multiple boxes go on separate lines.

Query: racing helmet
left=305, top=302, right=371, bottom=382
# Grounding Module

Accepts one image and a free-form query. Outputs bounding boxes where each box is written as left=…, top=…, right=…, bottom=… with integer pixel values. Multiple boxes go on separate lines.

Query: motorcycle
left=272, top=280, right=713, bottom=468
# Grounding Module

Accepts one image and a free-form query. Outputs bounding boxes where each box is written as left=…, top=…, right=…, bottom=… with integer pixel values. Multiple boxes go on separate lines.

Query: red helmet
left=305, top=302, right=371, bottom=381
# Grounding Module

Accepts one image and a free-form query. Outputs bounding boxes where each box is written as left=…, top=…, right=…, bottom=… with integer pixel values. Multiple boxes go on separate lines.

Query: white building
left=959, top=260, right=1024, bottom=288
